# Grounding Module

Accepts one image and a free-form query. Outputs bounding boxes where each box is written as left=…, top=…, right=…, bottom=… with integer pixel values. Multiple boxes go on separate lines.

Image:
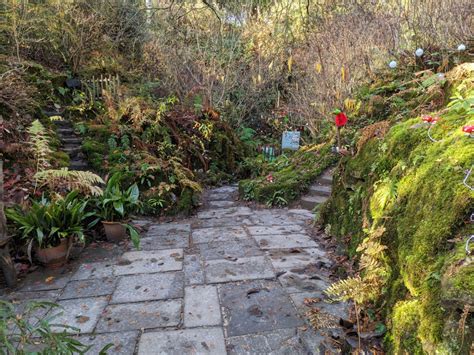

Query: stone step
left=61, top=137, right=82, bottom=144
left=70, top=160, right=88, bottom=170
left=63, top=146, right=82, bottom=156
left=53, top=120, right=72, bottom=128
left=318, top=170, right=333, bottom=185
left=43, top=109, right=64, bottom=117
left=309, top=184, right=331, bottom=196
left=300, top=195, right=328, bottom=210
left=57, top=128, right=74, bottom=135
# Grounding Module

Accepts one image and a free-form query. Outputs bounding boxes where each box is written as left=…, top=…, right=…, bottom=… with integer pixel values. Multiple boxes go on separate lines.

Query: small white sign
left=281, top=131, right=301, bottom=150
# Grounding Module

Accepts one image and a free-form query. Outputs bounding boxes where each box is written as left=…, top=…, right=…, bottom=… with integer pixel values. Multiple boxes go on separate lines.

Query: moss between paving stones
left=319, top=63, right=474, bottom=353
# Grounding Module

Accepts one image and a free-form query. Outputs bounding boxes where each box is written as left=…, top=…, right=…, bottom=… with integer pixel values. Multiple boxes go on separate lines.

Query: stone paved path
left=5, top=185, right=347, bottom=354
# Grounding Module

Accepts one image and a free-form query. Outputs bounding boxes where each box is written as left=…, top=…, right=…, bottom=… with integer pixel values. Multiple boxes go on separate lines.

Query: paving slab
left=138, top=327, right=226, bottom=355
left=289, top=292, right=348, bottom=321
left=192, top=227, right=248, bottom=244
left=192, top=217, right=252, bottom=228
left=184, top=285, right=221, bottom=327
left=205, top=256, right=275, bottom=283
left=113, top=249, right=183, bottom=276
left=111, top=272, right=183, bottom=303
left=140, top=232, right=189, bottom=250
left=247, top=224, right=304, bottom=235
left=197, top=207, right=252, bottom=219
left=77, top=331, right=138, bottom=354
left=5, top=289, right=60, bottom=302
left=211, top=186, right=238, bottom=194
left=53, top=297, right=108, bottom=333
left=59, top=278, right=116, bottom=300
left=253, top=233, right=318, bottom=249
left=183, top=254, right=205, bottom=285
left=208, top=200, right=237, bottom=208
left=205, top=192, right=236, bottom=201
left=71, top=261, right=115, bottom=280
left=18, top=270, right=71, bottom=292
left=147, top=223, right=191, bottom=236
left=269, top=248, right=331, bottom=270
left=198, top=239, right=262, bottom=260
left=278, top=272, right=330, bottom=294
left=219, top=280, right=303, bottom=336
left=226, top=328, right=308, bottom=354
left=96, top=300, right=181, bottom=332
left=249, top=213, right=293, bottom=226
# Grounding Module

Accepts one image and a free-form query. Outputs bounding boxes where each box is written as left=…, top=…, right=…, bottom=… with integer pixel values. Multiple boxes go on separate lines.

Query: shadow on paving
left=2, top=184, right=349, bottom=354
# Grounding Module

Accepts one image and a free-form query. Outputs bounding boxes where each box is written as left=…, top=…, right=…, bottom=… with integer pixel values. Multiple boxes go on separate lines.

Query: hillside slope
left=320, top=63, right=474, bottom=353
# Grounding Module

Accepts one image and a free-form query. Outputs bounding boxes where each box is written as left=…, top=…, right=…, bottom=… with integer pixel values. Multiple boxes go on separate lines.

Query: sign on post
left=281, top=131, right=301, bottom=150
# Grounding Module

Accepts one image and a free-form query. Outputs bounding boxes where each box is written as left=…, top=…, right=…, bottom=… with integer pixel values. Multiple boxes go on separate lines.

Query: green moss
left=50, top=151, right=70, bottom=168
left=82, top=138, right=108, bottom=171
left=239, top=144, right=337, bottom=206
left=391, top=300, right=424, bottom=354
left=175, top=188, right=198, bottom=215
left=320, top=63, right=474, bottom=353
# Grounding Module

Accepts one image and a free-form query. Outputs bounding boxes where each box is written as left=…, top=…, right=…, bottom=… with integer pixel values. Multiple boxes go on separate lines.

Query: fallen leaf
left=76, top=316, right=90, bottom=323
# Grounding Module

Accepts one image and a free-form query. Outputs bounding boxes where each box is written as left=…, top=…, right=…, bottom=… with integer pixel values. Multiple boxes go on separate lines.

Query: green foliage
left=28, top=119, right=52, bottom=172
left=5, top=191, right=91, bottom=249
left=0, top=300, right=92, bottom=354
left=34, top=168, right=104, bottom=196
left=93, top=173, right=141, bottom=248
left=94, top=173, right=140, bottom=222
left=320, top=63, right=474, bottom=353
left=239, top=144, right=336, bottom=206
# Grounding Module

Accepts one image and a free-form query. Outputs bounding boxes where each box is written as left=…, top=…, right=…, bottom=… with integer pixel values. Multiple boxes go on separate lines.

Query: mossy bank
left=320, top=63, right=474, bottom=353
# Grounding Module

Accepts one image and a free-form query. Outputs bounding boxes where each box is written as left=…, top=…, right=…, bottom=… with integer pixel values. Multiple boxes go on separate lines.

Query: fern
left=170, top=157, right=202, bottom=192
left=324, top=227, right=390, bottom=350
left=34, top=168, right=104, bottom=196
left=28, top=120, right=52, bottom=172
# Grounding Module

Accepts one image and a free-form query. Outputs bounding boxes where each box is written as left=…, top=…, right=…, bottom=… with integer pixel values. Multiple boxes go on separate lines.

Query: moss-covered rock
left=320, top=63, right=474, bottom=353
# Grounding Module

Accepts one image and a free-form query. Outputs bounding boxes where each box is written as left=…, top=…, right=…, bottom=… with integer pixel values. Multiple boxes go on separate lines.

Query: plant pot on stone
left=94, top=173, right=141, bottom=248
left=6, top=191, right=90, bottom=268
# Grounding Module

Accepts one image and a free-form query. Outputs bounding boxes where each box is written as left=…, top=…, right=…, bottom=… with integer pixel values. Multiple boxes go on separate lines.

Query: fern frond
left=35, top=168, right=104, bottom=196
left=28, top=120, right=52, bottom=171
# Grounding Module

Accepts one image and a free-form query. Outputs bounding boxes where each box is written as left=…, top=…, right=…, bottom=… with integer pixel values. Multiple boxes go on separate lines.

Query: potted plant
left=6, top=191, right=90, bottom=268
left=95, top=173, right=141, bottom=248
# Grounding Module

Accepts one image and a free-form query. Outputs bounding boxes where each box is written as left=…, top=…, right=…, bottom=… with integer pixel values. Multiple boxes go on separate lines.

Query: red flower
left=462, top=125, right=474, bottom=134
left=266, top=174, right=274, bottom=183
left=422, top=115, right=440, bottom=124
left=335, top=112, right=348, bottom=127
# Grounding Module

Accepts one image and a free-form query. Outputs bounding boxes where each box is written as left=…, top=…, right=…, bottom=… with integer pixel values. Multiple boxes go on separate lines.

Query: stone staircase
left=299, top=169, right=333, bottom=210
left=52, top=119, right=88, bottom=171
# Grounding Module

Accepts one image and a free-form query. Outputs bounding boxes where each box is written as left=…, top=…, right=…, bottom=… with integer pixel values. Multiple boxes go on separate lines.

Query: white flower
left=458, top=44, right=466, bottom=51
left=437, top=73, right=445, bottom=79
left=389, top=60, right=397, bottom=69
left=415, top=48, right=424, bottom=57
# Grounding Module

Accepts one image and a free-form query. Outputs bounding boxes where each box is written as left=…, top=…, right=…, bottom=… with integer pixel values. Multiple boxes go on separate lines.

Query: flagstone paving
left=4, top=185, right=348, bottom=354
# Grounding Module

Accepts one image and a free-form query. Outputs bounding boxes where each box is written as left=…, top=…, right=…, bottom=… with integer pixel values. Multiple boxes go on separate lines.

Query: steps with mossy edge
left=299, top=169, right=333, bottom=210
left=52, top=119, right=88, bottom=171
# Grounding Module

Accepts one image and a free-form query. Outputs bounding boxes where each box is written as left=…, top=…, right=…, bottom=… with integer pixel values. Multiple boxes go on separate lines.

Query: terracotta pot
left=102, top=221, right=127, bottom=243
left=36, top=239, right=71, bottom=269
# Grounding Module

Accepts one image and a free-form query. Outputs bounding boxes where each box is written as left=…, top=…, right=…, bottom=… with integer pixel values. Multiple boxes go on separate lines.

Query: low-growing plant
left=93, top=173, right=140, bottom=248
left=0, top=300, right=113, bottom=354
left=6, top=191, right=92, bottom=253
